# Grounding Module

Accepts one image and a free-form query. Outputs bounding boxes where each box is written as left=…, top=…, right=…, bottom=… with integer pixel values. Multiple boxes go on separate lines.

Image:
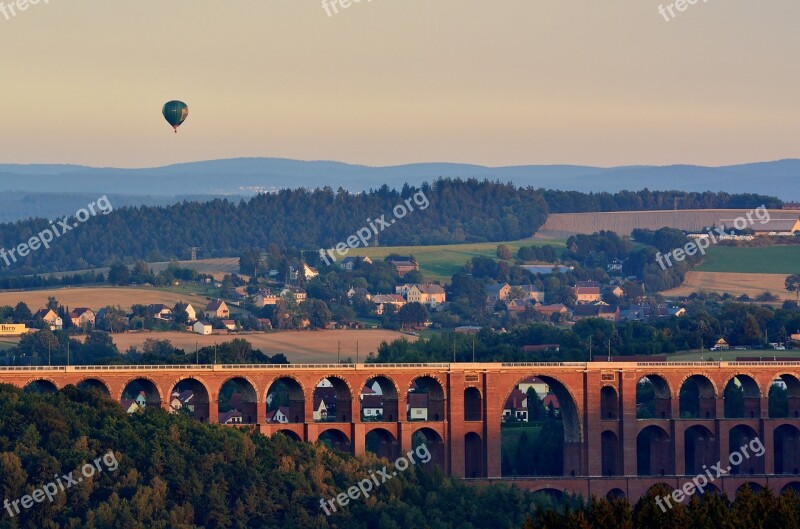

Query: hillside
left=2, top=158, right=799, bottom=199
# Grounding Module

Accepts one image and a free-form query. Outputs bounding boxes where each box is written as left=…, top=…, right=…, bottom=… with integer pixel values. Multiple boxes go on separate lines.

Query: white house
left=407, top=393, right=428, bottom=421
left=266, top=407, right=290, bottom=424
left=193, top=321, right=212, bottom=335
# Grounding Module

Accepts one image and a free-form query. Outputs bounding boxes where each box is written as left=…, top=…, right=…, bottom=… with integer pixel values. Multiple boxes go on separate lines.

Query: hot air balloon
left=162, top=100, right=189, bottom=133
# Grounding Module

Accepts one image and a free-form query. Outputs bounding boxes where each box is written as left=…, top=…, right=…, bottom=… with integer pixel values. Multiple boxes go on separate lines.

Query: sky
left=1, top=0, right=798, bottom=168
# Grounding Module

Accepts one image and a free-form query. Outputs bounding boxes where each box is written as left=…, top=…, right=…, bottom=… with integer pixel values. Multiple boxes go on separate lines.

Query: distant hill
left=2, top=158, right=799, bottom=199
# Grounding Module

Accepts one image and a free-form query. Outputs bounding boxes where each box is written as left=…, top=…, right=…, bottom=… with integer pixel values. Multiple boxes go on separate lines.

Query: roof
left=416, top=283, right=445, bottom=294
left=574, top=286, right=601, bottom=295
left=533, top=303, right=568, bottom=314
left=543, top=394, right=560, bottom=409
left=407, top=393, right=428, bottom=408
left=486, top=283, right=510, bottom=294
left=205, top=299, right=227, bottom=311
left=219, top=410, right=243, bottom=423
left=373, top=294, right=405, bottom=304
left=361, top=395, right=384, bottom=408
left=266, top=407, right=290, bottom=421
left=70, top=307, right=93, bottom=317
left=575, top=281, right=601, bottom=288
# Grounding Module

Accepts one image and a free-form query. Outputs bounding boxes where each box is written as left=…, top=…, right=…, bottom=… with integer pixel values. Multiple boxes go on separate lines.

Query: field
left=347, top=238, right=565, bottom=283
left=46, top=258, right=243, bottom=282
left=662, top=271, right=792, bottom=300
left=0, top=287, right=211, bottom=312
left=107, top=329, right=416, bottom=363
left=536, top=209, right=789, bottom=238
left=695, top=245, right=800, bottom=274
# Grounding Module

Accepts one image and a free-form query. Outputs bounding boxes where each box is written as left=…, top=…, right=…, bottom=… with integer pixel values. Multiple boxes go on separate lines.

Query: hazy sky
left=1, top=1, right=798, bottom=168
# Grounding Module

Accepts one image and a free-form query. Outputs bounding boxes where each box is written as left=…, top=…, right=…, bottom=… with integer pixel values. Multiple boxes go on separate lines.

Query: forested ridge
left=0, top=178, right=778, bottom=276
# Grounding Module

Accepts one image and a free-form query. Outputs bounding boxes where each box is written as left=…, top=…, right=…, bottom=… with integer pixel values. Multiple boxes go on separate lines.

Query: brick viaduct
left=2, top=361, right=800, bottom=500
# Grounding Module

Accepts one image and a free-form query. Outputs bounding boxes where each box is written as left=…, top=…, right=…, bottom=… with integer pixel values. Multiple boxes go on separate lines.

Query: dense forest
left=1, top=385, right=798, bottom=528
left=0, top=178, right=778, bottom=276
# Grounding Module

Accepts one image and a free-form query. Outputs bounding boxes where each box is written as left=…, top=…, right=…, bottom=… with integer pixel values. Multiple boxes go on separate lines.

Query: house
left=455, top=325, right=482, bottom=334
left=147, top=304, right=173, bottom=319
left=204, top=299, right=230, bottom=319
left=505, top=298, right=537, bottom=313
left=371, top=294, right=406, bottom=315
left=486, top=283, right=511, bottom=304
left=389, top=257, right=420, bottom=277
left=290, top=263, right=319, bottom=281
left=407, top=392, right=428, bottom=421
left=346, top=287, right=371, bottom=300
left=253, top=290, right=280, bottom=307
left=121, top=391, right=148, bottom=414
left=170, top=390, right=195, bottom=413
left=406, top=283, right=447, bottom=307
left=751, top=217, right=800, bottom=236
left=193, top=321, right=212, bottom=335
left=221, top=319, right=237, bottom=331
left=33, top=308, right=62, bottom=330
left=543, top=394, right=561, bottom=415
left=712, top=338, right=730, bottom=350
left=313, top=386, right=337, bottom=421
left=532, top=303, right=570, bottom=321
left=395, top=284, right=415, bottom=296
left=219, top=410, right=243, bottom=424
left=520, top=264, right=574, bottom=275
left=340, top=256, right=372, bottom=271
left=791, top=332, right=800, bottom=342
left=572, top=304, right=620, bottom=322
left=266, top=407, right=290, bottom=424
left=361, top=395, right=384, bottom=419
left=661, top=306, right=687, bottom=318
left=621, top=305, right=647, bottom=322
left=573, top=282, right=602, bottom=303
left=518, top=285, right=546, bottom=304
left=69, top=307, right=95, bottom=328
left=605, top=285, right=625, bottom=299
left=175, top=302, right=197, bottom=322
left=503, top=388, right=529, bottom=422
left=280, top=286, right=307, bottom=303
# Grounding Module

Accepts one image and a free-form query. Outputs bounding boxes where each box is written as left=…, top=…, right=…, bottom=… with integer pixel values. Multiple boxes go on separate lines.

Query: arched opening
left=413, top=428, right=445, bottom=470
left=769, top=375, right=800, bottom=418
left=465, top=432, right=483, bottom=478
left=121, top=378, right=161, bottom=412
left=601, top=386, right=618, bottom=420
left=365, top=428, right=399, bottom=460
left=314, top=377, right=352, bottom=423
left=606, top=488, right=626, bottom=500
left=530, top=489, right=566, bottom=511
left=736, top=482, right=763, bottom=495
left=700, top=483, right=721, bottom=497
left=781, top=482, right=800, bottom=494
left=408, top=376, right=445, bottom=422
left=637, top=375, right=671, bottom=419
left=23, top=380, right=58, bottom=394
left=728, top=425, right=765, bottom=475
left=318, top=429, right=352, bottom=454
left=684, top=425, right=716, bottom=475
left=218, top=377, right=257, bottom=424
left=77, top=379, right=110, bottom=396
left=464, top=387, right=482, bottom=421
left=266, top=377, right=305, bottom=423
left=637, top=425, right=674, bottom=476
left=275, top=430, right=302, bottom=442
left=501, top=375, right=580, bottom=477
left=361, top=376, right=398, bottom=422
left=774, top=424, right=800, bottom=474
left=679, top=375, right=716, bottom=419
left=601, top=430, right=621, bottom=476
left=169, top=378, right=210, bottom=423
left=724, top=375, right=760, bottom=419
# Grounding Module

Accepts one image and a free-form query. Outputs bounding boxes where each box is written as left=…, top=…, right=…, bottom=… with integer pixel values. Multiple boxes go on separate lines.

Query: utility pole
left=472, top=337, right=476, bottom=363
left=589, top=336, right=592, bottom=362
left=356, top=341, right=359, bottom=364
left=337, top=341, right=341, bottom=363
left=607, top=339, right=612, bottom=362
left=214, top=342, right=218, bottom=365
left=195, top=341, right=198, bottom=365
left=453, top=338, right=456, bottom=363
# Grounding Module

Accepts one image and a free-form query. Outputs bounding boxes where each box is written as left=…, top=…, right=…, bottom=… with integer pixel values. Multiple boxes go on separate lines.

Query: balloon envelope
left=162, top=100, right=189, bottom=132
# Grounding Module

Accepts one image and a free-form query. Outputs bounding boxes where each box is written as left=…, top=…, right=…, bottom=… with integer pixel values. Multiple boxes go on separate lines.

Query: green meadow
left=696, top=245, right=800, bottom=274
